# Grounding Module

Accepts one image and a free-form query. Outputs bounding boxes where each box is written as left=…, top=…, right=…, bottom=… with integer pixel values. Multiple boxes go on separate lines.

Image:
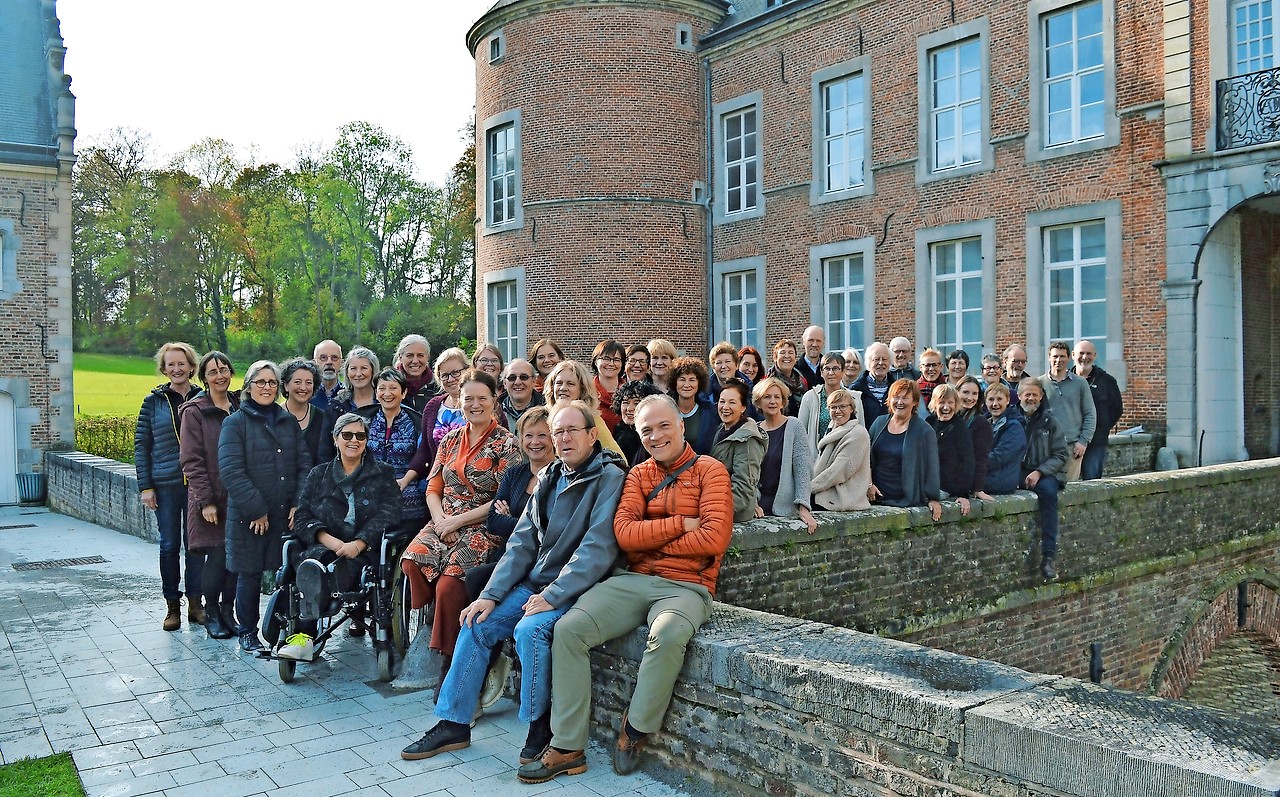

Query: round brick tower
left=467, top=0, right=728, bottom=362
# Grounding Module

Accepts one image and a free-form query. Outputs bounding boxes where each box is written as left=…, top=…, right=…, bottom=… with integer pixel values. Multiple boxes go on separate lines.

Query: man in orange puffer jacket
left=518, top=394, right=734, bottom=784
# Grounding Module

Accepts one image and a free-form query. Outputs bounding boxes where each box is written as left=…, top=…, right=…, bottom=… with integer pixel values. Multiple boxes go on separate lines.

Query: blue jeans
left=435, top=585, right=567, bottom=725
left=155, top=484, right=201, bottom=601
left=1081, top=438, right=1109, bottom=480
left=1028, top=473, right=1061, bottom=559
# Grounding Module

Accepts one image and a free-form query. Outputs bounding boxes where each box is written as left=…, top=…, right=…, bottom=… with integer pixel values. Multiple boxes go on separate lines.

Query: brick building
left=0, top=0, right=77, bottom=503
left=466, top=0, right=1274, bottom=465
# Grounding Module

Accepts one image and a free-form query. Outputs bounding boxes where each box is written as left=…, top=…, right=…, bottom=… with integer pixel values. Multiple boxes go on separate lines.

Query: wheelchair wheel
left=278, top=658, right=296, bottom=683
left=389, top=557, right=428, bottom=657
left=377, top=648, right=393, bottom=682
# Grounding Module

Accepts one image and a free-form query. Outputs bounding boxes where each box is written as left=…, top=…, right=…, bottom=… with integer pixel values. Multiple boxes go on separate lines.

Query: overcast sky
left=58, top=1, right=495, bottom=185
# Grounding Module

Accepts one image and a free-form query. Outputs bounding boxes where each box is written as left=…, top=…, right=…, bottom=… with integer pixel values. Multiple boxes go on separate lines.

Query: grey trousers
left=549, top=572, right=712, bottom=751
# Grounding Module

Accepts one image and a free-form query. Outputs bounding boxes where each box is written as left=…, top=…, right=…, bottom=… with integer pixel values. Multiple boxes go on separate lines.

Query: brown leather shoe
left=187, top=598, right=204, bottom=624
left=516, top=747, right=587, bottom=783
left=162, top=600, right=181, bottom=632
left=612, top=711, right=647, bottom=775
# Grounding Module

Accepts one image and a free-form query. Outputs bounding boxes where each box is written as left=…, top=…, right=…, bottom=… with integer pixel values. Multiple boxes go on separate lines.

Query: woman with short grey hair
left=219, top=359, right=312, bottom=652
left=395, top=334, right=437, bottom=414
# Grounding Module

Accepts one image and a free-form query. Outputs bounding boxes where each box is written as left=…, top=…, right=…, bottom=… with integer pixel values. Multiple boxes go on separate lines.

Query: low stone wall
left=589, top=603, right=1280, bottom=797
left=45, top=451, right=157, bottom=543
left=1103, top=431, right=1157, bottom=476
left=715, top=457, right=1280, bottom=690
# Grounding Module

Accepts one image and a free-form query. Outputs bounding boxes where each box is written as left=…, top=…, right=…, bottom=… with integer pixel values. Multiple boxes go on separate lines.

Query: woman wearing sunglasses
left=219, top=360, right=311, bottom=653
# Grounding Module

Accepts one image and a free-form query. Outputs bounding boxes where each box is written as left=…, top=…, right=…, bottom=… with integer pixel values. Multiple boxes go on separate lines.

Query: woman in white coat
left=810, top=389, right=872, bottom=511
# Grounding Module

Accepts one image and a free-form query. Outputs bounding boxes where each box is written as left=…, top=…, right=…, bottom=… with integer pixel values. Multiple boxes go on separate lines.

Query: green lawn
left=73, top=352, right=162, bottom=416
left=0, top=753, right=85, bottom=797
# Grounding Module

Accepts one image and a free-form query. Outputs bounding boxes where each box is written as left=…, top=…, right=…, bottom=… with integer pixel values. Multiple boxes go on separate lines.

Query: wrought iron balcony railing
left=1217, top=65, right=1280, bottom=150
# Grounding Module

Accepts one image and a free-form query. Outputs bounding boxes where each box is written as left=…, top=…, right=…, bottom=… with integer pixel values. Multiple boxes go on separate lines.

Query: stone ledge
left=594, top=604, right=1280, bottom=796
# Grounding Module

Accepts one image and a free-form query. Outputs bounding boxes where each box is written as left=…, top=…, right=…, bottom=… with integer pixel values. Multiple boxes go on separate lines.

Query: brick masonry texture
left=0, top=170, right=71, bottom=458
left=471, top=0, right=1173, bottom=435
left=1239, top=207, right=1279, bottom=460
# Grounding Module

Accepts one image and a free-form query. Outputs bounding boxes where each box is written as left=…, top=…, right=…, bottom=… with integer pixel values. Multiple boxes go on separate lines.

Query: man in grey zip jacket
left=401, top=400, right=626, bottom=766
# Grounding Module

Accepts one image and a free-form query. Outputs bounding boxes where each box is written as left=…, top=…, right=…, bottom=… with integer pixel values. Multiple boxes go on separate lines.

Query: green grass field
left=74, top=352, right=164, bottom=416
left=0, top=753, right=85, bottom=797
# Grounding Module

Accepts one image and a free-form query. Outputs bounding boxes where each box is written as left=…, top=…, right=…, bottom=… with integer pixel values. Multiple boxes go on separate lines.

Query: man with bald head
left=852, top=341, right=893, bottom=425
left=1073, top=340, right=1123, bottom=480
left=309, top=340, right=344, bottom=410
left=795, top=325, right=825, bottom=388
left=519, top=394, right=733, bottom=783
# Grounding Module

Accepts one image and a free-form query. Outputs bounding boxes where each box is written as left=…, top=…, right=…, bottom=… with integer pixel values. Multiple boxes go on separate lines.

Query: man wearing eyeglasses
left=499, top=358, right=545, bottom=432
left=401, top=400, right=625, bottom=769
left=520, top=394, right=733, bottom=783
left=1002, top=344, right=1030, bottom=399
left=916, top=348, right=945, bottom=414
left=889, top=336, right=921, bottom=382
left=310, top=339, right=344, bottom=411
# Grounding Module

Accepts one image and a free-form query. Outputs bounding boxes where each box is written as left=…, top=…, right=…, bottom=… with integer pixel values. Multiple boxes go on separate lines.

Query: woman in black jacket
left=926, top=383, right=975, bottom=516
left=956, top=376, right=994, bottom=501
left=275, top=412, right=403, bottom=661
left=135, top=341, right=202, bottom=631
left=219, top=360, right=311, bottom=653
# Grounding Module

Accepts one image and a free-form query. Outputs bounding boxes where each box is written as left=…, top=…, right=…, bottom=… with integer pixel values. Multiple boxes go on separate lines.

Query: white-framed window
left=811, top=58, right=873, bottom=204
left=1026, top=0, right=1116, bottom=160
left=914, top=221, right=995, bottom=356
left=918, top=20, right=992, bottom=182
left=1044, top=1, right=1104, bottom=146
left=930, top=239, right=985, bottom=352
left=1025, top=201, right=1124, bottom=384
left=484, top=267, right=525, bottom=362
left=931, top=39, right=982, bottom=170
left=1045, top=221, right=1108, bottom=360
left=822, top=74, right=866, bottom=191
left=810, top=238, right=876, bottom=351
left=724, top=108, right=758, bottom=215
left=1231, top=0, right=1275, bottom=74
left=481, top=109, right=523, bottom=233
left=712, top=257, right=765, bottom=350
left=713, top=92, right=764, bottom=224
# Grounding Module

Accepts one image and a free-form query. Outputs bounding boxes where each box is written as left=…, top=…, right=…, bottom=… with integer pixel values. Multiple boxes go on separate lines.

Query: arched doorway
left=1189, top=196, right=1280, bottom=463
left=0, top=392, right=15, bottom=504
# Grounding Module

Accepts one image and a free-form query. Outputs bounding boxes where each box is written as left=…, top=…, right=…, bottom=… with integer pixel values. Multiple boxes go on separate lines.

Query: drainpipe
left=704, top=55, right=715, bottom=348
left=1088, top=642, right=1105, bottom=684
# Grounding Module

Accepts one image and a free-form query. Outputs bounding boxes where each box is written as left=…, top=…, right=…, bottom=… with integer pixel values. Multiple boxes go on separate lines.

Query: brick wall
left=0, top=166, right=73, bottom=474
left=715, top=459, right=1280, bottom=693
left=472, top=1, right=721, bottom=360
left=702, top=0, right=1168, bottom=431
left=1239, top=207, right=1279, bottom=459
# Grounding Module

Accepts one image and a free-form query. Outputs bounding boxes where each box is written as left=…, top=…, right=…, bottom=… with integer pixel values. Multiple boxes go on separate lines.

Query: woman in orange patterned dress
left=400, top=370, right=522, bottom=682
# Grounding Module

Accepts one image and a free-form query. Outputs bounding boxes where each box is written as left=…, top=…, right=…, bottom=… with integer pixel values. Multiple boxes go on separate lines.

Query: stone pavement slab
left=0, top=507, right=699, bottom=796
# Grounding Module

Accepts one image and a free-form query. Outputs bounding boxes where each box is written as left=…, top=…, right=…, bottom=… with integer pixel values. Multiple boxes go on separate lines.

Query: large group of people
left=133, top=326, right=1123, bottom=779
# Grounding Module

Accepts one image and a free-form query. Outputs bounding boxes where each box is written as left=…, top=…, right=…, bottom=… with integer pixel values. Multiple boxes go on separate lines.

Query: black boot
left=220, top=602, right=237, bottom=632
left=205, top=611, right=233, bottom=640
left=519, top=711, right=553, bottom=764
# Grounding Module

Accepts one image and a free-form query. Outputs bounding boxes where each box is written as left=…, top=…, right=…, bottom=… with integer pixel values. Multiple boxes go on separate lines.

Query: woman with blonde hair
left=136, top=341, right=202, bottom=631
left=407, top=347, right=472, bottom=477
left=647, top=338, right=678, bottom=394
left=332, top=347, right=380, bottom=416
left=395, top=334, right=437, bottom=413
left=543, top=360, right=623, bottom=455
left=753, top=376, right=817, bottom=533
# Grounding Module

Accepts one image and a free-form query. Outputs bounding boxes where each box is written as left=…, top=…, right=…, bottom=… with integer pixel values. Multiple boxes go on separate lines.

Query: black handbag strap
left=647, top=456, right=699, bottom=503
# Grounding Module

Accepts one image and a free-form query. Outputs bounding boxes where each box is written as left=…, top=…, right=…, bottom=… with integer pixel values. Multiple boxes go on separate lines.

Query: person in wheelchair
left=401, top=400, right=626, bottom=765
left=276, top=412, right=402, bottom=661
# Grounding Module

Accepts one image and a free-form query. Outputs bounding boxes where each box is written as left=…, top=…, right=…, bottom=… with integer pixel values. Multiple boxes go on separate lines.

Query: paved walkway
left=0, top=506, right=695, bottom=797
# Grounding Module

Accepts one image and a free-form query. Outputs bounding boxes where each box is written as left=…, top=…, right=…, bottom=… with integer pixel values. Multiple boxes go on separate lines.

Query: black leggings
left=194, top=545, right=236, bottom=612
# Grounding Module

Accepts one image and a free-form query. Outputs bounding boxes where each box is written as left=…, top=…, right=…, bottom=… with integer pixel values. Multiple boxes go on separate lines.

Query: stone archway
left=1151, top=570, right=1280, bottom=715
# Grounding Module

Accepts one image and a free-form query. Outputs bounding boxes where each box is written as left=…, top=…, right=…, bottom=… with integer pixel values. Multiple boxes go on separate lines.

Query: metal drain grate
left=13, top=555, right=108, bottom=571
left=0, top=524, right=36, bottom=531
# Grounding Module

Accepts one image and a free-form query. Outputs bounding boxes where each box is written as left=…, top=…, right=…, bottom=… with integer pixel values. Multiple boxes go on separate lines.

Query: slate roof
left=0, top=0, right=59, bottom=165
